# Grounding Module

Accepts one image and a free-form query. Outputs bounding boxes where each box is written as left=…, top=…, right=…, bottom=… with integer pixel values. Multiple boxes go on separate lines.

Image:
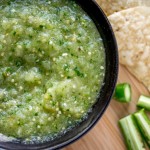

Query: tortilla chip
left=96, top=0, right=149, bottom=16
left=108, top=6, right=150, bottom=91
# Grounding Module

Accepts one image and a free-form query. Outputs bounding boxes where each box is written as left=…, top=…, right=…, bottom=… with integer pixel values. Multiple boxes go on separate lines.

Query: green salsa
left=0, top=0, right=105, bottom=143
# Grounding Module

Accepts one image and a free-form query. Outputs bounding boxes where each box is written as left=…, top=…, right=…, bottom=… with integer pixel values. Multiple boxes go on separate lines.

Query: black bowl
left=0, top=0, right=118, bottom=149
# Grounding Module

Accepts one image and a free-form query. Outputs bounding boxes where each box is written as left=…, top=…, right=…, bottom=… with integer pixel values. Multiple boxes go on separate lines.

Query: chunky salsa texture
left=0, top=0, right=105, bottom=143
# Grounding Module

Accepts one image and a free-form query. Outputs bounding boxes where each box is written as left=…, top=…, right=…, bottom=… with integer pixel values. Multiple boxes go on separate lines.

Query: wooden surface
left=63, top=64, right=150, bottom=150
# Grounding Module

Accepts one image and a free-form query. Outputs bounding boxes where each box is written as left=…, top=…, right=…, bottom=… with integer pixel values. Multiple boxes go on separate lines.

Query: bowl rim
left=0, top=0, right=118, bottom=149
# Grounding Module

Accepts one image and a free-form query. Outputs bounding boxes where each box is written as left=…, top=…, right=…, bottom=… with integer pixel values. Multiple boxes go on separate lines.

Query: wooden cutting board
left=63, top=64, right=150, bottom=150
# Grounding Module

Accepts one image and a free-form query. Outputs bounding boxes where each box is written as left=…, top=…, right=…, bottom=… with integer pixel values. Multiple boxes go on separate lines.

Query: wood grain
left=63, top=64, right=150, bottom=150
